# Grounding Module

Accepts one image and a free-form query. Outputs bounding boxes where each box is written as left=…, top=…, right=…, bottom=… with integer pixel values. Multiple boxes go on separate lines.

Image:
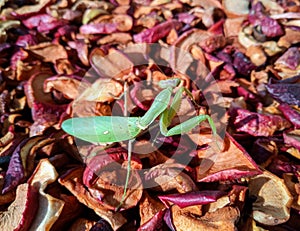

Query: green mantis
left=62, top=78, right=217, bottom=143
left=62, top=78, right=218, bottom=209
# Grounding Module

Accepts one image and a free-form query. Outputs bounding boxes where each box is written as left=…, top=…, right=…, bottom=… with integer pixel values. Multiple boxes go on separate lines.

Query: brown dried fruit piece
left=90, top=48, right=133, bottom=79
left=249, top=170, right=293, bottom=225
left=190, top=132, right=261, bottom=182
left=283, top=173, right=300, bottom=211
left=27, top=42, right=68, bottom=64
left=0, top=183, right=38, bottom=231
left=90, top=161, right=143, bottom=210
left=77, top=78, right=123, bottom=103
left=68, top=218, right=96, bottom=231
left=44, top=76, right=88, bottom=100
left=171, top=205, right=240, bottom=231
left=24, top=72, right=54, bottom=108
left=59, top=167, right=126, bottom=230
left=139, top=191, right=165, bottom=226
left=28, top=159, right=65, bottom=231
left=145, top=163, right=197, bottom=193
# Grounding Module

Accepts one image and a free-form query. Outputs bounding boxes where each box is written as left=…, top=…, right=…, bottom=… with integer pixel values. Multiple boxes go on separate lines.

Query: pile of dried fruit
left=0, top=0, right=300, bottom=230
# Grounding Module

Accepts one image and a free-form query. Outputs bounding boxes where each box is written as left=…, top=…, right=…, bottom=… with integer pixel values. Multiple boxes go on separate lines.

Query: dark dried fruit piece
left=90, top=219, right=113, bottom=231
left=2, top=136, right=44, bottom=194
left=266, top=84, right=300, bottom=106
left=230, top=108, right=291, bottom=137
left=133, top=20, right=182, bottom=43
left=158, top=190, right=227, bottom=208
left=278, top=104, right=300, bottom=128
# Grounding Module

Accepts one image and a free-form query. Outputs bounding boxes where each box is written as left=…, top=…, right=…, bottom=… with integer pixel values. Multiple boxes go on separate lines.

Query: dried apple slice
left=190, top=132, right=261, bottom=182
left=44, top=75, right=90, bottom=100
left=223, top=0, right=250, bottom=17
left=139, top=191, right=165, bottom=226
left=249, top=170, right=293, bottom=225
left=0, top=183, right=38, bottom=231
left=59, top=167, right=127, bottom=230
left=69, top=218, right=96, bottom=231
left=283, top=173, right=300, bottom=211
left=77, top=78, right=123, bottom=103
left=2, top=136, right=44, bottom=194
left=145, top=163, right=197, bottom=193
left=24, top=72, right=54, bottom=108
left=90, top=48, right=133, bottom=79
left=90, top=163, right=143, bottom=210
left=82, top=148, right=143, bottom=211
left=27, top=159, right=65, bottom=230
left=170, top=205, right=240, bottom=231
left=138, top=209, right=166, bottom=231
left=27, top=42, right=68, bottom=64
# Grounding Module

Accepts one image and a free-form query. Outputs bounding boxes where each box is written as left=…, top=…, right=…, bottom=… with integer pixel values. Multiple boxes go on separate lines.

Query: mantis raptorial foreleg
left=159, top=85, right=217, bottom=137
left=138, top=86, right=172, bottom=129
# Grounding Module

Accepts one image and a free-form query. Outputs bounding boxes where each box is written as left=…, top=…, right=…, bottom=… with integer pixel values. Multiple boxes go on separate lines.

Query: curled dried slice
left=2, top=136, right=44, bottom=194
left=27, top=42, right=68, bottom=64
left=0, top=183, right=38, bottom=231
left=90, top=162, right=143, bottom=210
left=69, top=218, right=96, bottom=231
left=83, top=149, right=143, bottom=211
left=80, top=23, right=117, bottom=35
left=28, top=159, right=65, bottom=230
left=158, top=190, right=227, bottom=208
left=77, top=78, right=123, bottom=103
left=44, top=75, right=89, bottom=100
left=230, top=108, right=291, bottom=137
left=138, top=209, right=166, bottom=231
left=13, top=0, right=52, bottom=16
left=24, top=72, right=54, bottom=108
left=278, top=104, right=300, bottom=129
left=283, top=173, right=300, bottom=211
left=170, top=205, right=240, bottom=231
left=145, top=163, right=197, bottom=193
left=90, top=48, right=133, bottom=79
left=190, top=132, right=261, bottom=182
left=59, top=167, right=127, bottom=230
left=266, top=84, right=300, bottom=107
left=223, top=0, right=250, bottom=17
left=139, top=191, right=165, bottom=226
left=133, top=20, right=182, bottom=43
left=249, top=170, right=293, bottom=225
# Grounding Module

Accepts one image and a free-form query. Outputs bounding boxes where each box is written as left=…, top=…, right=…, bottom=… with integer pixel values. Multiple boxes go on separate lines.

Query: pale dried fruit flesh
left=0, top=183, right=38, bottom=231
left=249, top=170, right=293, bottom=226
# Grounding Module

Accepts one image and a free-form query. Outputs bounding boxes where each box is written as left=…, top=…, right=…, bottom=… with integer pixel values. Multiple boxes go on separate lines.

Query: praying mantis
left=62, top=78, right=218, bottom=209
